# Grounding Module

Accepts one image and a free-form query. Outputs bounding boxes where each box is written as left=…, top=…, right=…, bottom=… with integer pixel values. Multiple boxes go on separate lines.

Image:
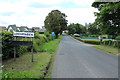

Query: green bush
left=73, top=37, right=100, bottom=45
left=33, top=31, right=48, bottom=52
left=116, top=36, right=120, bottom=40
left=2, top=30, right=14, bottom=59
left=2, top=30, right=28, bottom=59
left=1, top=30, right=55, bottom=59
left=101, top=40, right=120, bottom=48
left=44, top=30, right=52, bottom=41
left=82, top=39, right=100, bottom=45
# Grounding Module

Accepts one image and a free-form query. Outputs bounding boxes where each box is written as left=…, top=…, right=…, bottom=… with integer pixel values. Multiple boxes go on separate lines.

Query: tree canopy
left=44, top=10, right=68, bottom=38
left=92, top=2, right=120, bottom=38
left=67, top=23, right=86, bottom=35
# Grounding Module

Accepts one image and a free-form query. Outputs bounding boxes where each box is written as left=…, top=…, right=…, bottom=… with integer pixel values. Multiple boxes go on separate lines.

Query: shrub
left=73, top=36, right=100, bottom=45
left=116, top=36, right=120, bottom=40
left=2, top=30, right=14, bottom=59
left=82, top=39, right=100, bottom=45
left=1, top=30, right=29, bottom=59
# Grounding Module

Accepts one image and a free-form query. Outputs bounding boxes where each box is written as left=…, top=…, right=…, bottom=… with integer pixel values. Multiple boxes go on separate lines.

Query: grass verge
left=93, top=45, right=119, bottom=55
left=2, top=35, right=62, bottom=79
left=38, top=36, right=62, bottom=52
left=2, top=52, right=52, bottom=78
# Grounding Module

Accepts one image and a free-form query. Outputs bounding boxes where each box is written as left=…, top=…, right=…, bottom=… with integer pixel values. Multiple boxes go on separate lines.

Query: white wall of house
left=8, top=27, right=15, bottom=32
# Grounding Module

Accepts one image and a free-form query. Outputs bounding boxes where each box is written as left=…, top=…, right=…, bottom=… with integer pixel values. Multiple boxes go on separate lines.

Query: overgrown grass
left=38, top=36, right=62, bottom=52
left=2, top=52, right=52, bottom=78
left=93, top=45, right=118, bottom=55
left=2, top=35, right=62, bottom=79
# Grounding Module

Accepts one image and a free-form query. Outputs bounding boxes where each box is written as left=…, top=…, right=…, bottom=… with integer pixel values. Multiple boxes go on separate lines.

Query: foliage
left=67, top=23, right=86, bottom=35
left=44, top=30, right=53, bottom=41
left=33, top=31, right=48, bottom=52
left=87, top=22, right=100, bottom=35
left=73, top=37, right=100, bottom=45
left=38, top=36, right=62, bottom=52
left=116, top=36, right=120, bottom=40
left=1, top=30, right=51, bottom=59
left=2, top=30, right=29, bottom=60
left=44, top=10, right=68, bottom=38
left=73, top=36, right=120, bottom=48
left=101, top=40, right=120, bottom=48
left=92, top=2, right=120, bottom=37
left=2, top=30, right=14, bottom=59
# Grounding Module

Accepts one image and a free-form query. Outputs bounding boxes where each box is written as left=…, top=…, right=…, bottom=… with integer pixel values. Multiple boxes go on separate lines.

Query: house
left=39, top=26, right=46, bottom=32
left=0, top=26, right=7, bottom=31
left=7, top=25, right=18, bottom=32
left=8, top=25, right=30, bottom=32
left=19, top=26, right=29, bottom=32
left=32, top=27, right=40, bottom=31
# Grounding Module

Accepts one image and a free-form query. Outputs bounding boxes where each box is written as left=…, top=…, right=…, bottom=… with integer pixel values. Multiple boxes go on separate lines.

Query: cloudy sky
left=0, top=0, right=98, bottom=28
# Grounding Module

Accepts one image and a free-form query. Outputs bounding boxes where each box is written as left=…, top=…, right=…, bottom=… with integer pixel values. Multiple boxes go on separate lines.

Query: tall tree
left=44, top=10, right=68, bottom=38
left=92, top=2, right=120, bottom=38
left=67, top=23, right=86, bottom=35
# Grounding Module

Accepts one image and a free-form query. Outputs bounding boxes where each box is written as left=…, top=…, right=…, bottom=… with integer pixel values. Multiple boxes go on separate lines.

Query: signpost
left=13, top=32, right=34, bottom=62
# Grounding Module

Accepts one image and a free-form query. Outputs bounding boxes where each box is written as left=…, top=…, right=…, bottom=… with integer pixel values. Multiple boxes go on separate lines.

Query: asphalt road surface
left=52, top=36, right=118, bottom=78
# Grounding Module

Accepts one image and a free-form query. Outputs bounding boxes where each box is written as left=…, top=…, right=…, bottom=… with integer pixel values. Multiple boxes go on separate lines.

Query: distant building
left=0, top=26, right=7, bottom=31
left=39, top=26, right=46, bottom=32
left=32, top=27, right=40, bottom=31
left=19, top=26, right=29, bottom=32
left=7, top=25, right=17, bottom=32
left=8, top=25, right=30, bottom=32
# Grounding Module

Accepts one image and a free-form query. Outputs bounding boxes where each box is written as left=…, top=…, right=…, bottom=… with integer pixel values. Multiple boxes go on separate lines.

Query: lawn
left=2, top=52, right=52, bottom=78
left=93, top=45, right=119, bottom=55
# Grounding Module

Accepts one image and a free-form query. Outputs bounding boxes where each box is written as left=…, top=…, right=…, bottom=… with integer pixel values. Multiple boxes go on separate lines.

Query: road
left=52, top=36, right=118, bottom=78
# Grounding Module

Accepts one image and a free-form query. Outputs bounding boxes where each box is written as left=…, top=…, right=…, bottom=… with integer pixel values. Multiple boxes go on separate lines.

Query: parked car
left=73, top=34, right=80, bottom=37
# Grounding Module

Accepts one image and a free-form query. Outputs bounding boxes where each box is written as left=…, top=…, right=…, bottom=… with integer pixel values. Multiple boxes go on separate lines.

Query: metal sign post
left=14, top=37, right=16, bottom=61
left=31, top=38, right=34, bottom=62
left=13, top=32, right=34, bottom=62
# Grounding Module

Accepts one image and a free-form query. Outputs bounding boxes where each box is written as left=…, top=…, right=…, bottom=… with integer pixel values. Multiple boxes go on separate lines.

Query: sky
left=0, top=0, right=98, bottom=28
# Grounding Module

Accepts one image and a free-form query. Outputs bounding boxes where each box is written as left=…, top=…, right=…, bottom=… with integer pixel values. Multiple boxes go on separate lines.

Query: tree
left=92, top=2, right=120, bottom=38
left=87, top=23, right=100, bottom=35
left=44, top=10, right=68, bottom=38
left=67, top=23, right=86, bottom=35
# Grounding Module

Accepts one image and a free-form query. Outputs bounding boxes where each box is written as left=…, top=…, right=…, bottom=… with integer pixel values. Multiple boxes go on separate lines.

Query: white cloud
left=0, top=0, right=97, bottom=28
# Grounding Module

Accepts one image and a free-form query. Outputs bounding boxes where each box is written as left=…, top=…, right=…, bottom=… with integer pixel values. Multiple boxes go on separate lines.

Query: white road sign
left=13, top=32, right=34, bottom=37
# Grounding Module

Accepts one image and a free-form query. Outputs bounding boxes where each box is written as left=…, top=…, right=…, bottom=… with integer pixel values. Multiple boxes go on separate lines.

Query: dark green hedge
left=73, top=36, right=120, bottom=48
left=2, top=30, right=52, bottom=60
left=73, top=37, right=100, bottom=45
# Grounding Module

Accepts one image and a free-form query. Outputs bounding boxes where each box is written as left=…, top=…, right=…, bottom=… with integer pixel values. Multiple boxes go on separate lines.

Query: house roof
left=8, top=25, right=17, bottom=31
left=19, top=26, right=29, bottom=32
left=32, top=27, right=40, bottom=29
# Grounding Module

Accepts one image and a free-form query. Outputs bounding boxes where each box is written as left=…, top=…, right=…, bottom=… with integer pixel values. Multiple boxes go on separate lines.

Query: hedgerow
left=2, top=30, right=53, bottom=60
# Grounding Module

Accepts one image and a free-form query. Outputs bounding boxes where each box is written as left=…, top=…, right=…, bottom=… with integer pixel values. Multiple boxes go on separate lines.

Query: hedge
left=73, top=37, right=100, bottom=45
left=73, top=36, right=120, bottom=48
left=1, top=30, right=53, bottom=60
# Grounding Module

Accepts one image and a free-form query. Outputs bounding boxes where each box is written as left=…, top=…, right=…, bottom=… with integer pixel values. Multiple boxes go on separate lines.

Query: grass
left=93, top=45, right=119, bottom=55
left=73, top=36, right=119, bottom=55
left=2, top=35, right=62, bottom=79
left=2, top=52, right=52, bottom=78
left=38, top=36, right=62, bottom=52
